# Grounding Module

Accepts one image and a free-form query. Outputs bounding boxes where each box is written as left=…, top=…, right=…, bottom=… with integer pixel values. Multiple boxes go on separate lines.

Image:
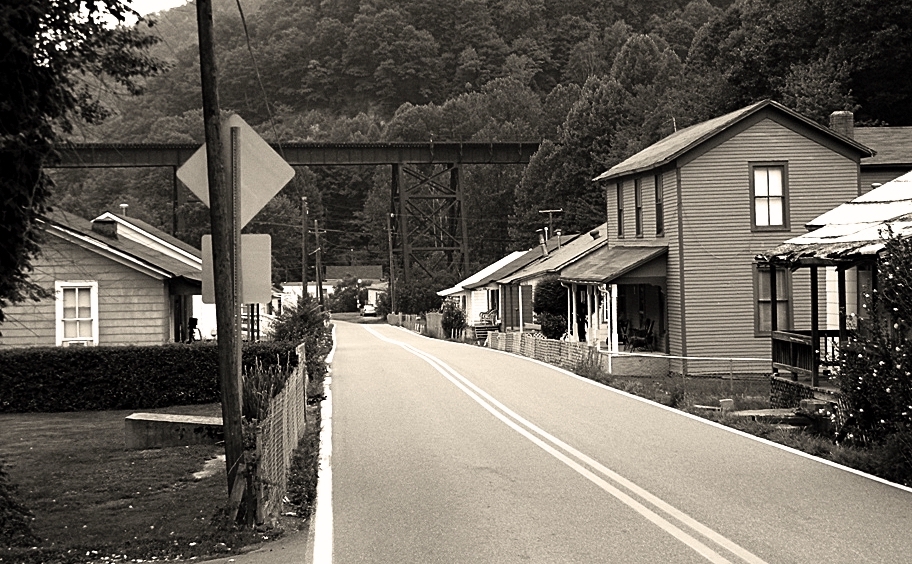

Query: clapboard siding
left=679, top=118, right=859, bottom=363
left=0, top=235, right=172, bottom=348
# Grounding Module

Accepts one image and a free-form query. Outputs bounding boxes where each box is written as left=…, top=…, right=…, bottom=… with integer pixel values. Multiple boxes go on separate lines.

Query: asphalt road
left=328, top=321, right=912, bottom=563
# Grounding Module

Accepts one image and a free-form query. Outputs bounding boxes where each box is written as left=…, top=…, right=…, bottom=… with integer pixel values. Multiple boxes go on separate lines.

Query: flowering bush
left=838, top=229, right=912, bottom=483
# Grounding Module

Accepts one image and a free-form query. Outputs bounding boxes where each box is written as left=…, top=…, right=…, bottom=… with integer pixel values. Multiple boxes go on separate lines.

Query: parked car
left=361, top=303, right=377, bottom=317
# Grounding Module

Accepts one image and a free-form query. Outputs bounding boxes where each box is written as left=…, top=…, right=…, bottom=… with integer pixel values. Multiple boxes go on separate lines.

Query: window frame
left=753, top=265, right=791, bottom=336
left=55, top=280, right=99, bottom=346
left=655, top=174, right=665, bottom=236
left=616, top=182, right=625, bottom=239
left=750, top=162, right=790, bottom=232
left=634, top=178, right=643, bottom=237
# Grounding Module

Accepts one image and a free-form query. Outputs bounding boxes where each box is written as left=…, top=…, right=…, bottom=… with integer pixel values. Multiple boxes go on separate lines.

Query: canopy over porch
left=559, top=246, right=668, bottom=351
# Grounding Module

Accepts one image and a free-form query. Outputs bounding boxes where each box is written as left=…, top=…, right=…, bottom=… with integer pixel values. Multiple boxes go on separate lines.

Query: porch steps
left=472, top=324, right=499, bottom=345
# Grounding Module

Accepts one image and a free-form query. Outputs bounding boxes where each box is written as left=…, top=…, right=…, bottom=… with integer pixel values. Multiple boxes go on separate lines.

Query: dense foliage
left=533, top=277, right=569, bottom=339
left=0, top=2, right=162, bottom=326
left=439, top=298, right=468, bottom=338
left=326, top=276, right=372, bottom=312
left=838, top=231, right=912, bottom=484
left=0, top=342, right=297, bottom=413
left=19, top=0, right=911, bottom=305
left=267, top=292, right=334, bottom=381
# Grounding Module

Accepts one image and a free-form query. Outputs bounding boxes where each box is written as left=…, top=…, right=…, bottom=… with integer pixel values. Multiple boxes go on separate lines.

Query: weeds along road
left=330, top=321, right=912, bottom=563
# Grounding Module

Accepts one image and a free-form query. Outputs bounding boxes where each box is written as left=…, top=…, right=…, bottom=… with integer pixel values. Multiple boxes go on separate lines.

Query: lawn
left=0, top=403, right=275, bottom=564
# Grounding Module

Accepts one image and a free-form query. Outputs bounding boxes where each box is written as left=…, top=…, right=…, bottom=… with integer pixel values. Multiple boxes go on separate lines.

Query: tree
left=0, top=2, right=162, bottom=325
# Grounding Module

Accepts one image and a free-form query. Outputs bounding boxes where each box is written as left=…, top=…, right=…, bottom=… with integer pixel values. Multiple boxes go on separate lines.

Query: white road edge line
left=479, top=340, right=912, bottom=495
left=365, top=326, right=767, bottom=564
left=312, top=324, right=337, bottom=564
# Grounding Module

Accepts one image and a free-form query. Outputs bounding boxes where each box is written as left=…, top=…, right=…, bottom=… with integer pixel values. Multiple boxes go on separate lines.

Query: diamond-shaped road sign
left=176, top=113, right=294, bottom=227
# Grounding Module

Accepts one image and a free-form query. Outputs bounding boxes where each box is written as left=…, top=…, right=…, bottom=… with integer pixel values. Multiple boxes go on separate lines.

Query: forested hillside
left=50, top=0, right=912, bottom=287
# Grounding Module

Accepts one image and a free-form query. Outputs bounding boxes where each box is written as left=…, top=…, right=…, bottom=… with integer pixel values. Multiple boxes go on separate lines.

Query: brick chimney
left=829, top=110, right=854, bottom=139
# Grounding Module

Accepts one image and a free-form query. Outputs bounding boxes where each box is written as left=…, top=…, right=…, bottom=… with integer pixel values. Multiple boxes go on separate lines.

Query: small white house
left=438, top=251, right=528, bottom=326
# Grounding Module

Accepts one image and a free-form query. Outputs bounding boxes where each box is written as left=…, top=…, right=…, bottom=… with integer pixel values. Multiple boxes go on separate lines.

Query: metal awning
left=558, top=246, right=667, bottom=285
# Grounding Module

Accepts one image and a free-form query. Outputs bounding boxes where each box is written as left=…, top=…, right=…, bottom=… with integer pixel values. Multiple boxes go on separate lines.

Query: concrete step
left=727, top=408, right=814, bottom=426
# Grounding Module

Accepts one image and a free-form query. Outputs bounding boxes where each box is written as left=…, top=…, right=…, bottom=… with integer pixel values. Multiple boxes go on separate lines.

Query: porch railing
left=771, top=329, right=842, bottom=386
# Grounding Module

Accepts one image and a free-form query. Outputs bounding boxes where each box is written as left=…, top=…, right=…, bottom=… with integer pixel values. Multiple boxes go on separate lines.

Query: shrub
left=538, top=311, right=567, bottom=339
left=533, top=277, right=567, bottom=316
left=0, top=341, right=298, bottom=413
left=439, top=298, right=466, bottom=338
left=267, top=293, right=333, bottom=383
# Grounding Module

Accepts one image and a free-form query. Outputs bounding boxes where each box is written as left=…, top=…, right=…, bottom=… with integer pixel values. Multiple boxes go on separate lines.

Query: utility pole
left=195, top=0, right=246, bottom=511
left=314, top=219, right=324, bottom=307
left=301, top=196, right=308, bottom=297
left=538, top=208, right=563, bottom=240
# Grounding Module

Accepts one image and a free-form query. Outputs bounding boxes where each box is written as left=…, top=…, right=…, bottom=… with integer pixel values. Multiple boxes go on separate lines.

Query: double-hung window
left=616, top=182, right=625, bottom=238
left=754, top=266, right=790, bottom=335
left=655, top=174, right=664, bottom=236
left=634, top=178, right=643, bottom=237
left=751, top=163, right=789, bottom=230
left=56, top=281, right=99, bottom=346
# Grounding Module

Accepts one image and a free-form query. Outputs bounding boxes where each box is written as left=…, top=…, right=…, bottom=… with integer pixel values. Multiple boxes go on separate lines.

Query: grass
left=0, top=403, right=277, bottom=564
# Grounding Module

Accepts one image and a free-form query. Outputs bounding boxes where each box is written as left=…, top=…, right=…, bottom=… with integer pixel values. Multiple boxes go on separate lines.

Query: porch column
left=610, top=284, right=619, bottom=354
left=518, top=284, right=524, bottom=332
left=770, top=263, right=779, bottom=377
left=838, top=267, right=848, bottom=343
left=586, top=285, right=594, bottom=346
left=811, top=266, right=820, bottom=387
left=571, top=283, right=579, bottom=341
left=566, top=285, right=573, bottom=339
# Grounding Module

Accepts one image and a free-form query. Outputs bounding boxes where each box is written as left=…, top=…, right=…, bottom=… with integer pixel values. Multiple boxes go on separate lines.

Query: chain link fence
left=254, top=342, right=308, bottom=520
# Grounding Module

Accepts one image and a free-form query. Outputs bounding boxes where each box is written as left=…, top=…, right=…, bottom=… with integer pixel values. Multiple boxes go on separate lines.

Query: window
left=655, top=174, right=664, bottom=236
left=616, top=182, right=625, bottom=238
left=751, top=164, right=789, bottom=230
left=634, top=178, right=643, bottom=237
left=754, top=266, right=790, bottom=334
left=55, top=281, right=99, bottom=346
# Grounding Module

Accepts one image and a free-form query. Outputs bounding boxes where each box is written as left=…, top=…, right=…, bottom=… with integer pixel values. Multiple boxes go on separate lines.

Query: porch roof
left=760, top=170, right=912, bottom=266
left=558, top=246, right=668, bottom=284
left=438, top=251, right=526, bottom=296
left=497, top=223, right=609, bottom=284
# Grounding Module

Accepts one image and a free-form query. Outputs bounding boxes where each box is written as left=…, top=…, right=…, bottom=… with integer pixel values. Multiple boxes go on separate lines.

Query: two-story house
left=589, top=99, right=874, bottom=376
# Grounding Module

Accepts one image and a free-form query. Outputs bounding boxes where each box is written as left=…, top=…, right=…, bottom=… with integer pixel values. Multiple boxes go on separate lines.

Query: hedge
left=0, top=341, right=299, bottom=413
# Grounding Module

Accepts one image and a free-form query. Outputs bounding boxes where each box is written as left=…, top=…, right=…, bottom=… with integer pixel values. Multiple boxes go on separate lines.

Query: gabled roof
left=94, top=212, right=202, bottom=264
left=438, top=251, right=527, bottom=296
left=593, top=99, right=875, bottom=182
left=498, top=224, right=609, bottom=284
left=761, top=170, right=912, bottom=265
left=41, top=210, right=202, bottom=282
left=855, top=127, right=912, bottom=168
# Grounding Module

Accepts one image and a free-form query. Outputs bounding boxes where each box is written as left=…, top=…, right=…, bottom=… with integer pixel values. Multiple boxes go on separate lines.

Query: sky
left=130, top=0, right=188, bottom=16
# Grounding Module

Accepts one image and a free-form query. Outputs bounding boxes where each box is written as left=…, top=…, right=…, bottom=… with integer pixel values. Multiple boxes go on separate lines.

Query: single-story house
left=497, top=224, right=609, bottom=340
left=0, top=210, right=205, bottom=347
left=589, top=99, right=875, bottom=376
left=438, top=251, right=528, bottom=323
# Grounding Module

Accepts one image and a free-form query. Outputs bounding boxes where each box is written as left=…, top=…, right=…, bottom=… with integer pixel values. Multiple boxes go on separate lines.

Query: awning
left=558, top=246, right=667, bottom=285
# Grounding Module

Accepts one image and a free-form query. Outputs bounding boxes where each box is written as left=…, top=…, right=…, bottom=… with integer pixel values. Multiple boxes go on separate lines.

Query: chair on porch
left=626, top=319, right=655, bottom=351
